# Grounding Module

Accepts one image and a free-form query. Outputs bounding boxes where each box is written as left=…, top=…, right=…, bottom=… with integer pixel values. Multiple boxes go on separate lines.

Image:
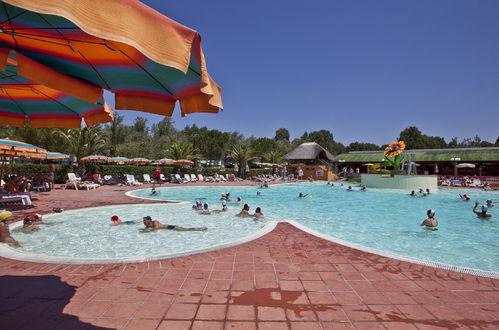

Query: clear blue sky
left=115, top=0, right=499, bottom=145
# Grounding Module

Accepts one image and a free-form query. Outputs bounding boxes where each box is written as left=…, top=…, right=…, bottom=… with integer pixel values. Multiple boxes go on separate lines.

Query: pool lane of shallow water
left=8, top=183, right=499, bottom=272
left=10, top=203, right=268, bottom=259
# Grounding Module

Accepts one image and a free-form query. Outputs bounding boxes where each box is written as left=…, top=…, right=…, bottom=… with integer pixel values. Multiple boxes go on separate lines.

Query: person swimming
left=212, top=200, right=228, bottom=213
left=473, top=202, right=492, bottom=218
left=253, top=207, right=264, bottom=220
left=426, top=188, right=430, bottom=194
left=239, top=204, right=250, bottom=217
left=347, top=186, right=352, bottom=191
left=202, top=203, right=211, bottom=215
left=192, top=200, right=203, bottom=210
left=0, top=211, right=18, bottom=244
left=409, top=190, right=416, bottom=196
left=420, top=209, right=438, bottom=230
left=110, top=215, right=136, bottom=225
left=150, top=187, right=160, bottom=195
left=256, top=191, right=261, bottom=196
left=486, top=200, right=494, bottom=208
left=360, top=186, right=367, bottom=191
left=142, top=216, right=207, bottom=231
left=298, top=192, right=309, bottom=198
left=22, top=216, right=40, bottom=233
left=460, top=194, right=470, bottom=201
left=235, top=197, right=244, bottom=204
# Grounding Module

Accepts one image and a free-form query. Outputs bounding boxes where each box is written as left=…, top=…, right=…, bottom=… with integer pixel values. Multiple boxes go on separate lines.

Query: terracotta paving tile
left=206, top=279, right=232, bottom=291
left=258, top=321, right=290, bottom=329
left=306, top=291, right=337, bottom=305
left=124, top=318, right=161, bottom=329
left=133, top=302, right=170, bottom=319
left=211, top=270, right=233, bottom=280
left=102, top=301, right=141, bottom=318
left=78, top=300, right=112, bottom=318
left=382, top=321, right=418, bottom=329
left=351, top=321, right=387, bottom=329
left=341, top=272, right=367, bottom=281
left=255, top=271, right=276, bottom=282
left=224, top=321, right=257, bottom=329
left=279, top=280, right=304, bottom=291
left=214, top=262, right=234, bottom=270
left=342, top=305, right=378, bottom=321
left=147, top=290, right=176, bottom=303
left=282, top=290, right=310, bottom=304
left=164, top=303, right=199, bottom=320
left=157, top=320, right=192, bottom=330
left=255, top=280, right=279, bottom=289
left=348, top=280, right=377, bottom=292
left=367, top=304, right=404, bottom=320
left=324, top=280, right=353, bottom=292
left=321, top=321, right=354, bottom=329
left=202, top=291, right=230, bottom=304
left=315, top=306, right=349, bottom=321
left=192, top=320, right=224, bottom=330
left=299, top=271, right=322, bottom=281
left=302, top=280, right=329, bottom=292
left=332, top=292, right=363, bottom=305
left=231, top=280, right=255, bottom=291
left=286, top=307, right=317, bottom=321
left=83, top=317, right=129, bottom=329
left=234, top=270, right=254, bottom=280
left=227, top=305, right=255, bottom=320
left=196, top=304, right=227, bottom=320
left=422, top=304, right=463, bottom=320
left=257, top=306, right=287, bottom=320
left=119, top=287, right=153, bottom=301
left=357, top=291, right=391, bottom=304
left=175, top=290, right=203, bottom=303
left=383, top=291, right=417, bottom=305
left=290, top=321, right=322, bottom=329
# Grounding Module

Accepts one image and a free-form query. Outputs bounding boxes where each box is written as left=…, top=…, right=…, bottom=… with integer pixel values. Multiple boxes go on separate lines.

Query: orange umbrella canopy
left=0, top=0, right=223, bottom=118
left=174, top=159, right=194, bottom=166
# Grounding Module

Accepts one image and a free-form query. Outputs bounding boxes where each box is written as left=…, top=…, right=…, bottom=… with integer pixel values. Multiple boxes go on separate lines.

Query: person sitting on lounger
left=473, top=202, right=492, bottom=218
left=0, top=211, right=18, bottom=244
left=239, top=204, right=250, bottom=217
left=142, top=216, right=207, bottom=231
left=420, top=209, right=438, bottom=230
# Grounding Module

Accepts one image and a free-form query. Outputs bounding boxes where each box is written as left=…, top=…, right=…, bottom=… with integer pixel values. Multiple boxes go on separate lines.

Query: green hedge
left=1, top=164, right=273, bottom=183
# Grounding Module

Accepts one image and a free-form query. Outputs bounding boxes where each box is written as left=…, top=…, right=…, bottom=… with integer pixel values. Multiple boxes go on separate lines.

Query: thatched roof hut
left=285, top=142, right=335, bottom=162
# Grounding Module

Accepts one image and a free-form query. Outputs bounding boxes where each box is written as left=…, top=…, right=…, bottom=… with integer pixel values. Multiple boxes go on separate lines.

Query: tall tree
left=55, top=127, right=107, bottom=165
left=133, top=117, right=148, bottom=135
left=228, top=144, right=255, bottom=178
left=275, top=128, right=290, bottom=142
left=346, top=142, right=380, bottom=152
left=165, top=141, right=198, bottom=160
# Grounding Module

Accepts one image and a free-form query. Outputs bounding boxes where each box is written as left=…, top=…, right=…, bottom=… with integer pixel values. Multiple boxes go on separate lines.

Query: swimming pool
left=129, top=183, right=499, bottom=273
left=5, top=183, right=498, bottom=273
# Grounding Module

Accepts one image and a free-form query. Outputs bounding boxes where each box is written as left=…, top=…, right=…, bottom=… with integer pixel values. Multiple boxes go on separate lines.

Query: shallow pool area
left=7, top=203, right=273, bottom=262
left=5, top=183, right=499, bottom=273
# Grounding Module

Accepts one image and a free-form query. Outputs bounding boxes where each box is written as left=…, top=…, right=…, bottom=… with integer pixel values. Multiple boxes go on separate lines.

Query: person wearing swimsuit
left=420, top=209, right=438, bottom=230
left=142, top=216, right=207, bottom=231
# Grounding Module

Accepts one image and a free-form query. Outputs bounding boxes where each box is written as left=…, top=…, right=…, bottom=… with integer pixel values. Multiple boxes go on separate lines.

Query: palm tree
left=264, top=150, right=283, bottom=164
left=228, top=144, right=256, bottom=178
left=107, top=114, right=126, bottom=156
left=165, top=141, right=198, bottom=160
left=55, top=127, right=107, bottom=166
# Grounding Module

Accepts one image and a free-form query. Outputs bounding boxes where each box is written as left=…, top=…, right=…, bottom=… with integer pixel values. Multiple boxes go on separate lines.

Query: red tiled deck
left=1, top=222, right=498, bottom=329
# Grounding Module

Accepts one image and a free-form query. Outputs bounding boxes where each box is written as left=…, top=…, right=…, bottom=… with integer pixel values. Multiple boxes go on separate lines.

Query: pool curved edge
left=0, top=215, right=278, bottom=265
left=287, top=221, right=499, bottom=279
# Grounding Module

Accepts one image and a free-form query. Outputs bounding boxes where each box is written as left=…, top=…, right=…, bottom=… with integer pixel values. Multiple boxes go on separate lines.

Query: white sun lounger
left=126, top=174, right=143, bottom=186
left=190, top=174, right=197, bottom=181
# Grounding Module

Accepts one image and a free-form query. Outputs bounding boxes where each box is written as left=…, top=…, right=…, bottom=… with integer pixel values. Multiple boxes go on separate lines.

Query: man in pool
left=253, top=207, right=264, bottom=220
left=409, top=190, right=416, bottom=196
left=298, top=192, right=309, bottom=198
left=473, top=202, right=492, bottom=218
left=0, top=211, right=18, bottom=244
left=201, top=203, right=211, bottom=215
left=360, top=186, right=367, bottom=191
left=142, top=216, right=207, bottom=231
left=420, top=209, right=438, bottom=230
left=346, top=186, right=352, bottom=191
left=486, top=200, right=494, bottom=208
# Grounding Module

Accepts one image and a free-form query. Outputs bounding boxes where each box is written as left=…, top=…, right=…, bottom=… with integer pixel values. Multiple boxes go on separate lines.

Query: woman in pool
left=460, top=194, right=470, bottom=201
left=253, top=207, right=264, bottom=219
left=0, top=211, right=18, bottom=244
left=473, top=202, right=492, bottom=218
left=360, top=186, right=367, bottom=191
left=420, top=209, right=438, bottom=230
left=142, top=216, right=207, bottom=231
left=239, top=204, right=250, bottom=217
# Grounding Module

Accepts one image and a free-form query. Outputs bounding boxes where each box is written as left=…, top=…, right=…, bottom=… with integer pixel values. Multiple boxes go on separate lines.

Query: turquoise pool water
left=130, top=183, right=498, bottom=272
left=9, top=183, right=498, bottom=272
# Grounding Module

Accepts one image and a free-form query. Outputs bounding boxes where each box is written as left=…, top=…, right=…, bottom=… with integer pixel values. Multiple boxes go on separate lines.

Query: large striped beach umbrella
left=0, top=138, right=47, bottom=178
left=107, top=157, right=130, bottom=163
left=155, top=158, right=175, bottom=165
left=174, top=159, right=194, bottom=167
left=81, top=155, right=109, bottom=161
left=0, top=48, right=112, bottom=127
left=130, top=158, right=151, bottom=164
left=0, top=0, right=223, bottom=118
left=46, top=152, right=69, bottom=160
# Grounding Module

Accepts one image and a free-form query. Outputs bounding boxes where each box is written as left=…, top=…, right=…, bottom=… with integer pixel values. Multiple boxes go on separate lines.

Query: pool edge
left=286, top=220, right=499, bottom=279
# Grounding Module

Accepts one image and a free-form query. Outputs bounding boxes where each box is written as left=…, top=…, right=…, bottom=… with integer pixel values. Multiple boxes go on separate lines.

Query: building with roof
left=285, top=142, right=336, bottom=181
left=335, top=147, right=499, bottom=176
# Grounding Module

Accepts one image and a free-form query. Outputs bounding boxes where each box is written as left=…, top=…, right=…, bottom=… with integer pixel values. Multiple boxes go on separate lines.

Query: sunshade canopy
left=107, top=157, right=130, bottom=163
left=130, top=158, right=151, bottom=163
left=81, top=155, right=108, bottom=161
left=0, top=48, right=112, bottom=127
left=0, top=138, right=47, bottom=154
left=46, top=151, right=69, bottom=159
left=174, top=159, right=194, bottom=166
left=0, top=0, right=222, bottom=117
left=456, top=163, right=476, bottom=168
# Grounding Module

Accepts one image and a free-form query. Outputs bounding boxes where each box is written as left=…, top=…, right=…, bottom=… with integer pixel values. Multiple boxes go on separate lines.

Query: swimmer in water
left=253, top=207, right=264, bottom=220
left=150, top=187, right=160, bottom=195
left=257, top=191, right=261, bottom=196
left=420, top=209, right=438, bottom=230
left=486, top=200, right=494, bottom=208
left=201, top=203, right=211, bottom=215
left=110, top=215, right=136, bottom=225
left=22, top=216, right=40, bottom=233
left=360, top=186, right=367, bottom=191
left=409, top=190, right=416, bottom=196
left=473, top=202, right=492, bottom=218
left=0, top=211, right=18, bottom=244
left=460, top=194, right=470, bottom=201
left=426, top=188, right=430, bottom=194
left=212, top=200, right=228, bottom=213
left=239, top=204, right=250, bottom=217
left=298, top=192, right=309, bottom=198
left=235, top=197, right=244, bottom=204
left=347, top=186, right=352, bottom=191
left=142, top=216, right=207, bottom=231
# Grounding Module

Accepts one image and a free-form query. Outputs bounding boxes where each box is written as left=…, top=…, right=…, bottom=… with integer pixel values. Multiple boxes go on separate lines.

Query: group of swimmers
left=409, top=188, right=431, bottom=197
left=191, top=192, right=264, bottom=220
left=110, top=215, right=207, bottom=231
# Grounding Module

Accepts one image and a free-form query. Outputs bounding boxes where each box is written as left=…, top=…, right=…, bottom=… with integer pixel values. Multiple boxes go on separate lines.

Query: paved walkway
left=1, top=222, right=498, bottom=329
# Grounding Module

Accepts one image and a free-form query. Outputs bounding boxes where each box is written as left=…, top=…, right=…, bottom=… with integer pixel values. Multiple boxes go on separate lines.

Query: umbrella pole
left=0, top=156, right=6, bottom=182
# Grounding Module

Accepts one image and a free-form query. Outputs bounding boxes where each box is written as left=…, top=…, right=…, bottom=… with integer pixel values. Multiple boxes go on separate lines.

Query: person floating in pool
left=192, top=201, right=203, bottom=210
left=226, top=192, right=231, bottom=201
left=418, top=188, right=427, bottom=197
left=150, top=187, right=160, bottom=195
left=110, top=215, right=136, bottom=225
left=253, top=207, right=264, bottom=220
left=473, top=202, right=492, bottom=218
left=235, top=197, right=245, bottom=204
left=360, top=186, right=367, bottom=191
left=460, top=194, right=470, bottom=201
left=0, top=211, right=18, bottom=244
left=426, top=188, right=431, bottom=195
left=142, top=216, right=207, bottom=231
left=331, top=183, right=334, bottom=187
left=486, top=200, right=494, bottom=208
left=298, top=192, right=309, bottom=198
left=201, top=203, right=211, bottom=215
left=346, top=186, right=352, bottom=191
left=409, top=190, right=416, bottom=196
left=420, top=209, right=438, bottom=230
left=256, top=191, right=261, bottom=196
left=212, top=200, right=228, bottom=214
left=238, top=204, right=250, bottom=217
left=22, top=216, right=40, bottom=233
